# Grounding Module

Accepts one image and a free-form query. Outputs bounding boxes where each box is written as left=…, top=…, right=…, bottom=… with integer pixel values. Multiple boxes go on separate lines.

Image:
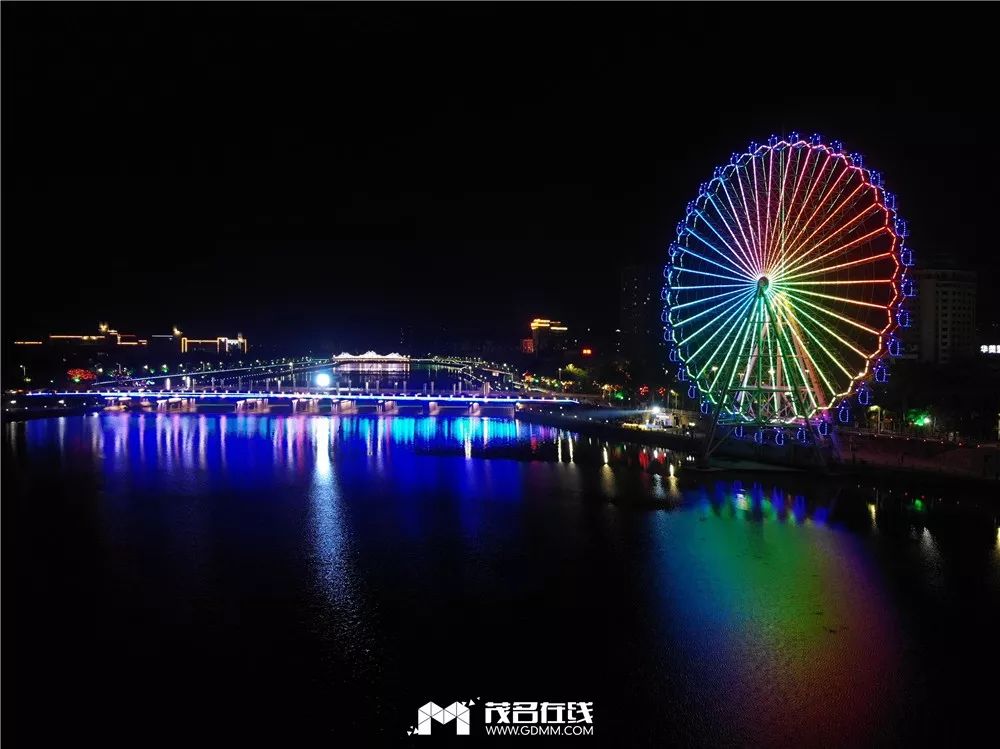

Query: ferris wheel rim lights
left=664, top=134, right=912, bottom=425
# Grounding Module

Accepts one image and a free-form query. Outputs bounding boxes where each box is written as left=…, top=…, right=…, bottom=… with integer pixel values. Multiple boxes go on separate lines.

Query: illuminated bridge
left=27, top=388, right=579, bottom=415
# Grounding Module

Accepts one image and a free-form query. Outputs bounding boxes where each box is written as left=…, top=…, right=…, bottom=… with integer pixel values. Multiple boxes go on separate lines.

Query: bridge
left=27, top=388, right=579, bottom=415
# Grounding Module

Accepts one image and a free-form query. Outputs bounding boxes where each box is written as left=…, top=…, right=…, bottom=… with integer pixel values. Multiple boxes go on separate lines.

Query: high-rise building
left=909, top=266, right=977, bottom=364
left=619, top=265, right=664, bottom=365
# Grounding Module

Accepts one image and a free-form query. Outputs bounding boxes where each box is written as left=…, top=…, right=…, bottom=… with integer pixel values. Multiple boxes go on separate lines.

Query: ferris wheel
left=664, top=134, right=914, bottom=436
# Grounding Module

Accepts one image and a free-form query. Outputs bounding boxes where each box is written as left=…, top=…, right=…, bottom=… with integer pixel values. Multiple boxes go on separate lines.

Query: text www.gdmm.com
left=484, top=725, right=594, bottom=736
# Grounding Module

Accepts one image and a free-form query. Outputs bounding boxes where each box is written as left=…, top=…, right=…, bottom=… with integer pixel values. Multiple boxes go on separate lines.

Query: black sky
left=4, top=4, right=997, bottom=349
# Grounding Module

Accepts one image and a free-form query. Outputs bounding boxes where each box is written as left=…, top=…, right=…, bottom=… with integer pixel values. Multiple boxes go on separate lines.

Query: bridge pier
left=337, top=399, right=357, bottom=414
left=236, top=398, right=269, bottom=413
left=426, top=401, right=440, bottom=416
left=292, top=398, right=319, bottom=414
left=156, top=397, right=197, bottom=413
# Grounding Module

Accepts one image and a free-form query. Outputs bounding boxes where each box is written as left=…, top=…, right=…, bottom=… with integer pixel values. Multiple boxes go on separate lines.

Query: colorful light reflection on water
left=5, top=414, right=999, bottom=745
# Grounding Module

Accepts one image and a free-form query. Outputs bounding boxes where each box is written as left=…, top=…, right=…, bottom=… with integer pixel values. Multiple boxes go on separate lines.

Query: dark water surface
left=5, top=414, right=999, bottom=746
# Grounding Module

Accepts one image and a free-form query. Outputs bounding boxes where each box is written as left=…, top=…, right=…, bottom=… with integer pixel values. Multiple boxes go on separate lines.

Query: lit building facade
left=180, top=334, right=248, bottom=355
left=529, top=319, right=568, bottom=354
left=47, top=323, right=145, bottom=349
left=910, top=267, right=977, bottom=364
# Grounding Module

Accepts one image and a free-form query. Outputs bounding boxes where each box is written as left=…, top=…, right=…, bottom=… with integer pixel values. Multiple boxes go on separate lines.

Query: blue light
left=315, top=373, right=332, bottom=388
left=874, top=360, right=889, bottom=384
left=838, top=401, right=851, bottom=424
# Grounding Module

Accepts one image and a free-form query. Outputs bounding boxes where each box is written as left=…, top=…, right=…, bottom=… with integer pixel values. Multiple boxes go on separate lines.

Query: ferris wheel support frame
left=697, top=281, right=830, bottom=468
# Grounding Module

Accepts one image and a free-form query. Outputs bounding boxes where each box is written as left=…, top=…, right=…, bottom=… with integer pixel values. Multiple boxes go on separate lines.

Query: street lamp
left=869, top=405, right=881, bottom=434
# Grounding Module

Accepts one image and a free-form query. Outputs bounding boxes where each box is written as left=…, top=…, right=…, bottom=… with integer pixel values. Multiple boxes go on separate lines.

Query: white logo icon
left=411, top=700, right=473, bottom=736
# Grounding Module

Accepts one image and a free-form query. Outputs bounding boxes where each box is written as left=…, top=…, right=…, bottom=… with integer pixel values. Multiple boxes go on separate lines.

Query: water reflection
left=6, top=413, right=999, bottom=745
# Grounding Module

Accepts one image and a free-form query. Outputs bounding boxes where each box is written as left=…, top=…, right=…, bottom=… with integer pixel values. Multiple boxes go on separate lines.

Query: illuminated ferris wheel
left=664, top=134, right=914, bottom=438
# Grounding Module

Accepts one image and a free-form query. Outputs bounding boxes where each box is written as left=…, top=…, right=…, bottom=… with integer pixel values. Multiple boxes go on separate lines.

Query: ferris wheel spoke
left=781, top=145, right=814, bottom=250
left=716, top=309, right=758, bottom=403
left=675, top=294, right=753, bottom=361
left=672, top=287, right=754, bottom=336
left=669, top=285, right=749, bottom=312
left=770, top=146, right=809, bottom=280
left=782, top=152, right=833, bottom=263
left=750, top=156, right=765, bottom=273
left=777, top=278, right=894, bottom=287
left=763, top=147, right=778, bottom=272
left=699, top=201, right=760, bottom=277
left=769, top=302, right=827, bottom=410
left=776, top=287, right=891, bottom=311
left=719, top=179, right=762, bottom=271
left=734, top=166, right=764, bottom=264
left=694, top=210, right=759, bottom=278
left=779, top=184, right=874, bottom=274
left=779, top=245, right=893, bottom=283
left=769, top=146, right=795, bottom=273
left=681, top=293, right=756, bottom=365
left=781, top=163, right=855, bottom=264
left=681, top=234, right=758, bottom=279
left=774, top=301, right=842, bottom=403
left=778, top=290, right=883, bottom=337
left=778, top=297, right=872, bottom=362
left=674, top=265, right=752, bottom=284
left=700, top=308, right=752, bottom=387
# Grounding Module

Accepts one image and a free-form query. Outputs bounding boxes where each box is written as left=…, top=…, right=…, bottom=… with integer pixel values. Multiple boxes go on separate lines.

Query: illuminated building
left=529, top=319, right=567, bottom=354
left=909, top=265, right=977, bottom=364
left=333, top=351, right=409, bottom=362
left=180, top=334, right=248, bottom=354
left=48, top=324, right=146, bottom=348
left=520, top=338, right=535, bottom=355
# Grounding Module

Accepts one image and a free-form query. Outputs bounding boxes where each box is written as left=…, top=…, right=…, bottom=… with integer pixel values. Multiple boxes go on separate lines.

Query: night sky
left=4, top=4, right=997, bottom=350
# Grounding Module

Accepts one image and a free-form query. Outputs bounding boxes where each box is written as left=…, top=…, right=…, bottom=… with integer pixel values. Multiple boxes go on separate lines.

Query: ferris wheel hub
left=756, top=276, right=770, bottom=294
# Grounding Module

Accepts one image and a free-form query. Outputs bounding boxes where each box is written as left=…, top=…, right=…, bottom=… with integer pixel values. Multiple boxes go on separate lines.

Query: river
left=4, top=413, right=998, bottom=746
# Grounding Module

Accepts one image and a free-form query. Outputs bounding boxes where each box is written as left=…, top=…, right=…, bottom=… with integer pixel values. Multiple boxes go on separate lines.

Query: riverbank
left=515, top=406, right=1000, bottom=488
